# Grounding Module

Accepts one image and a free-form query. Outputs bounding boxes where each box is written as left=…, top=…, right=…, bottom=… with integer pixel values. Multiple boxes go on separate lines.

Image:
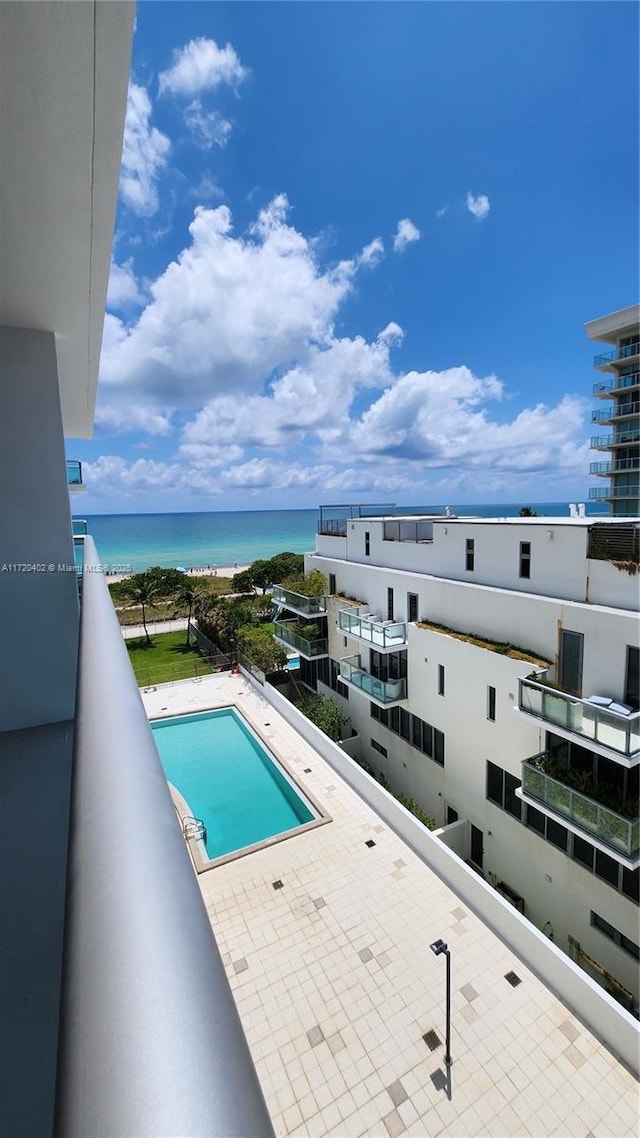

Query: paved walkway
left=122, top=618, right=188, bottom=640
left=142, top=674, right=639, bottom=1138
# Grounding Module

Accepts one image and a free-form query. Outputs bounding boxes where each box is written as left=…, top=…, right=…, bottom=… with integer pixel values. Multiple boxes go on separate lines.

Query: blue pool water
left=151, top=708, right=314, bottom=860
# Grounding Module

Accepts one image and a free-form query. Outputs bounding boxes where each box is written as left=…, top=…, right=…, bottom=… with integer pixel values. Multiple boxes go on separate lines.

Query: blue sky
left=73, top=1, right=639, bottom=513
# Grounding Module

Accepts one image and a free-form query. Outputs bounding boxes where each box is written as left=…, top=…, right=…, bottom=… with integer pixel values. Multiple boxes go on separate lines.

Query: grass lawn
left=126, top=630, right=213, bottom=686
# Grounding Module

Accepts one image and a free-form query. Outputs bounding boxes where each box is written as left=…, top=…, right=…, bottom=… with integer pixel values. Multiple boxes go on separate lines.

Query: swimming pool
left=151, top=708, right=320, bottom=865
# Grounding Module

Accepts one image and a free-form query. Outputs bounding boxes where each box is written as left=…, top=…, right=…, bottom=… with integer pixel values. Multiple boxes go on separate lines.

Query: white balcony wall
left=0, top=327, right=79, bottom=731
left=588, top=557, right=640, bottom=609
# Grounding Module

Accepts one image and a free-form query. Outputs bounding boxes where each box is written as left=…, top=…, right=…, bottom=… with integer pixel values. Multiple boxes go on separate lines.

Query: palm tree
left=172, top=580, right=204, bottom=647
left=518, top=506, right=539, bottom=517
left=123, top=573, right=162, bottom=646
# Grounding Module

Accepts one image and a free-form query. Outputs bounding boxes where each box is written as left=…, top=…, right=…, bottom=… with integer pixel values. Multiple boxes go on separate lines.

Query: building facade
left=588, top=304, right=640, bottom=517
left=286, top=511, right=640, bottom=1010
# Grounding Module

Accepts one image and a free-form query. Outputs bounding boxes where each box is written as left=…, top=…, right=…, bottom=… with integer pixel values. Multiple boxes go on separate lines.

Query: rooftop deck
left=143, top=674, right=639, bottom=1138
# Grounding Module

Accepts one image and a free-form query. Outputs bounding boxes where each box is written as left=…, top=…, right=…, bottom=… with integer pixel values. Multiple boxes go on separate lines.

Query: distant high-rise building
left=587, top=304, right=640, bottom=517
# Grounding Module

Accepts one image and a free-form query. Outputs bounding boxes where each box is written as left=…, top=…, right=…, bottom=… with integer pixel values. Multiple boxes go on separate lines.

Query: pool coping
left=152, top=703, right=332, bottom=874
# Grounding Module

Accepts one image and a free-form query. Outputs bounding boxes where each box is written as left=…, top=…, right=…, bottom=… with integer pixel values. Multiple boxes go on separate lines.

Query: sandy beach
left=107, top=564, right=251, bottom=585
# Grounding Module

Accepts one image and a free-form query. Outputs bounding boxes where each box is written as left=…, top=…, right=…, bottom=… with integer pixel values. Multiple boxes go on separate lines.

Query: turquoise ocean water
left=77, top=502, right=609, bottom=573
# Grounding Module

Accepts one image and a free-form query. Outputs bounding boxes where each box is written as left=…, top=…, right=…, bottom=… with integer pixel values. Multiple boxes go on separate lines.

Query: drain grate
left=303, top=767, right=312, bottom=773
left=422, top=1029, right=441, bottom=1051
left=272, top=880, right=284, bottom=891
left=365, top=839, right=376, bottom=848
left=504, top=970, right=522, bottom=987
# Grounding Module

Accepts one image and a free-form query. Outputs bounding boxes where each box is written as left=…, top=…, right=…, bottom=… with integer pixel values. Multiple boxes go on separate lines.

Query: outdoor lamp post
left=430, top=938, right=452, bottom=1066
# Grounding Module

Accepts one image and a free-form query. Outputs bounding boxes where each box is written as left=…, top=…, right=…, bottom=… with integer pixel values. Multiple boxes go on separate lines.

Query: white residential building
left=288, top=510, right=640, bottom=1009
left=588, top=304, right=640, bottom=517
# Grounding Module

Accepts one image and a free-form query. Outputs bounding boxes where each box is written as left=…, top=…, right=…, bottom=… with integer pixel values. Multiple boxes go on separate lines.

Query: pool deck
left=142, top=674, right=639, bottom=1138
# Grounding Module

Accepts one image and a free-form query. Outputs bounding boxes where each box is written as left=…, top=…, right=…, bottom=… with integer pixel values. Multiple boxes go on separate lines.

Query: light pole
left=430, top=939, right=452, bottom=1067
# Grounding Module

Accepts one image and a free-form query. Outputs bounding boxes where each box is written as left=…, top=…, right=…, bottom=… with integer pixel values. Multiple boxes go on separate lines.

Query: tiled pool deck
left=143, top=674, right=639, bottom=1138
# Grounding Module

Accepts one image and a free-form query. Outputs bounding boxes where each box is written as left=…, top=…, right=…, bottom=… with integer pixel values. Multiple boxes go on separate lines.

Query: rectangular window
left=371, top=738, right=388, bottom=758
left=625, top=644, right=639, bottom=708
left=433, top=728, right=445, bottom=766
left=407, top=593, right=418, bottom=623
left=595, top=849, right=620, bottom=888
left=370, top=702, right=380, bottom=721
left=571, top=835, right=594, bottom=871
left=411, top=715, right=422, bottom=749
left=446, top=806, right=459, bottom=825
left=438, top=665, right=445, bottom=696
left=546, top=818, right=568, bottom=851
left=364, top=531, right=370, bottom=556
left=465, top=538, right=475, bottom=572
left=487, top=761, right=503, bottom=806
left=487, top=685, right=496, bottom=722
left=399, top=708, right=410, bottom=741
left=387, top=587, right=394, bottom=621
left=504, top=772, right=522, bottom=820
left=329, top=573, right=336, bottom=595
left=622, top=867, right=639, bottom=903
left=525, top=803, right=546, bottom=835
left=519, top=541, right=531, bottom=580
left=389, top=706, right=400, bottom=734
left=591, top=913, right=640, bottom=961
left=422, top=722, right=433, bottom=757
left=559, top=629, right=584, bottom=696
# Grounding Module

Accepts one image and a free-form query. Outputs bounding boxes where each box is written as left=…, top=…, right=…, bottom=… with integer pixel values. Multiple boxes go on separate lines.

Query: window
left=438, top=665, right=445, bottom=696
left=422, top=723, right=433, bottom=757
left=465, top=538, right=475, bottom=572
left=622, top=867, right=639, bottom=903
left=559, top=629, right=584, bottom=696
left=546, top=818, right=568, bottom=851
left=371, top=738, right=388, bottom=758
left=519, top=541, right=531, bottom=579
left=572, top=835, right=594, bottom=871
left=364, top=531, right=370, bottom=556
left=329, top=573, right=336, bottom=595
left=387, top=587, right=394, bottom=621
left=504, top=772, right=522, bottom=820
left=487, top=761, right=503, bottom=805
left=625, top=644, right=639, bottom=708
left=407, top=593, right=418, bottom=623
left=446, top=806, right=458, bottom=825
left=525, top=803, right=546, bottom=835
left=399, top=709, right=411, bottom=741
left=595, top=849, right=619, bottom=887
left=487, top=685, right=496, bottom=722
left=591, top=912, right=639, bottom=961
left=434, top=729, right=445, bottom=766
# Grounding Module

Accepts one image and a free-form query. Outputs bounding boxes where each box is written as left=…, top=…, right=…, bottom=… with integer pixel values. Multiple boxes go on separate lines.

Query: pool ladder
left=182, top=815, right=207, bottom=844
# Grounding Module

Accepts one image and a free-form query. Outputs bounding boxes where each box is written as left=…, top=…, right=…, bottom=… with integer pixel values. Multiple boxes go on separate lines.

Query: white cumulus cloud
left=356, top=237, right=385, bottom=269
left=119, top=83, right=171, bottom=217
left=184, top=101, right=233, bottom=149
left=107, top=259, right=145, bottom=310
left=466, top=192, right=491, bottom=221
left=159, top=37, right=248, bottom=96
left=393, top=218, right=421, bottom=252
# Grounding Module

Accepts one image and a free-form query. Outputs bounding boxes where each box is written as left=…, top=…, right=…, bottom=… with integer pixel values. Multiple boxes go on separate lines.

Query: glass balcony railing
left=339, top=654, right=407, bottom=704
left=591, top=430, right=640, bottom=448
left=271, top=584, right=327, bottom=616
left=594, top=344, right=640, bottom=367
left=273, top=619, right=328, bottom=658
left=522, top=756, right=639, bottom=860
left=338, top=607, right=407, bottom=649
left=589, top=458, right=640, bottom=475
left=589, top=486, right=640, bottom=500
left=592, top=403, right=640, bottom=423
left=593, top=373, right=640, bottom=396
left=519, top=677, right=639, bottom=758
left=67, top=460, right=83, bottom=486
left=72, top=518, right=88, bottom=536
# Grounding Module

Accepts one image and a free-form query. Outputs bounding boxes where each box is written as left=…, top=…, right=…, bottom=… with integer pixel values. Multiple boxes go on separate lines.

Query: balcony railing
left=383, top=519, right=434, bottom=543
left=521, top=755, right=639, bottom=860
left=594, top=344, right=640, bottom=367
left=591, top=430, right=640, bottom=448
left=338, top=607, right=407, bottom=649
left=55, top=536, right=275, bottom=1138
left=589, top=485, right=640, bottom=500
left=273, top=619, right=328, bottom=658
left=66, top=460, right=83, bottom=486
left=339, top=654, right=407, bottom=704
left=518, top=677, right=639, bottom=758
left=593, top=373, right=640, bottom=396
left=589, top=458, right=640, bottom=475
left=592, top=402, right=640, bottom=423
left=272, top=584, right=327, bottom=616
